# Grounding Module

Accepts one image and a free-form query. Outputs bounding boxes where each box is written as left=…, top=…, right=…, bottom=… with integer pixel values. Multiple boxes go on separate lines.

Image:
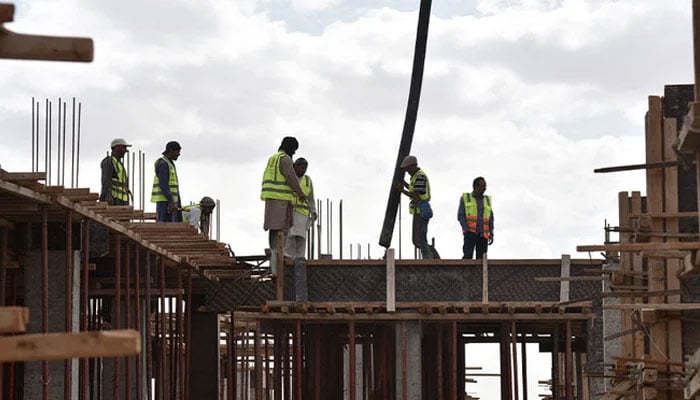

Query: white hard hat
left=111, top=138, right=132, bottom=147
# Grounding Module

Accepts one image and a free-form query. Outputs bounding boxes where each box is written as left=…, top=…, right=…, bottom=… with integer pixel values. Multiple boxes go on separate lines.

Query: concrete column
left=24, top=250, right=80, bottom=400
left=189, top=312, right=220, bottom=400
left=396, top=321, right=422, bottom=400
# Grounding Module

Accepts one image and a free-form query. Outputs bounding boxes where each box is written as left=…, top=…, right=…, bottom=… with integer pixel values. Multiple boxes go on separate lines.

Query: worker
left=99, top=138, right=131, bottom=205
left=458, top=176, right=494, bottom=259
left=151, top=141, right=182, bottom=222
left=285, top=158, right=317, bottom=259
left=395, top=155, right=433, bottom=259
left=260, top=136, right=306, bottom=276
left=182, top=196, right=217, bottom=235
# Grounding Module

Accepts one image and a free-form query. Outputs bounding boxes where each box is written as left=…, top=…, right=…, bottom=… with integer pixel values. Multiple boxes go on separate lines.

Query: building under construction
left=1, top=2, right=700, bottom=400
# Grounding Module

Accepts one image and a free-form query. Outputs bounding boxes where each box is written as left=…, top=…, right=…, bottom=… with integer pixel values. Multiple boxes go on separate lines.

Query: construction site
left=1, top=1, right=700, bottom=400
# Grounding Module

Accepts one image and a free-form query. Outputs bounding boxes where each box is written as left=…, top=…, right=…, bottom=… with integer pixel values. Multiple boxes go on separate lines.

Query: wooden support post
left=276, top=231, right=284, bottom=301
left=630, top=191, right=646, bottom=359
left=663, top=117, right=684, bottom=381
left=559, top=254, right=570, bottom=303
left=386, top=248, right=395, bottom=312
left=481, top=254, right=488, bottom=304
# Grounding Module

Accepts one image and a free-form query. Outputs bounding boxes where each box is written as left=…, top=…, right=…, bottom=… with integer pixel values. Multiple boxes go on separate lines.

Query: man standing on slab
left=260, top=137, right=306, bottom=276
left=458, top=176, right=494, bottom=259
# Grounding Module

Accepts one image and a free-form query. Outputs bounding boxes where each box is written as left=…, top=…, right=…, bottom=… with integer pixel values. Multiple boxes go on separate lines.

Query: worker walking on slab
left=151, top=141, right=182, bottom=222
left=458, top=176, right=494, bottom=259
left=285, top=158, right=317, bottom=259
left=396, top=155, right=434, bottom=259
left=99, top=138, right=132, bottom=205
left=261, top=137, right=306, bottom=276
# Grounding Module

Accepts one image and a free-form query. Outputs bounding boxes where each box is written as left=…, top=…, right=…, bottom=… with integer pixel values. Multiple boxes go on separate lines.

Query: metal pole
left=451, top=322, right=458, bottom=400
left=146, top=254, right=153, bottom=400
left=339, top=200, right=343, bottom=259
left=349, top=321, right=355, bottom=400
left=185, top=270, right=193, bottom=400
left=71, top=98, right=76, bottom=188
left=36, top=101, right=40, bottom=173
left=511, top=321, right=519, bottom=400
left=80, top=221, right=90, bottom=400
left=31, top=97, right=35, bottom=172
left=401, top=321, right=407, bottom=400
left=44, top=99, right=48, bottom=183
left=48, top=101, right=52, bottom=185
left=437, top=326, right=443, bottom=400
left=57, top=98, right=61, bottom=186
left=62, top=101, right=67, bottom=186
left=159, top=258, right=167, bottom=400
left=114, top=235, right=122, bottom=400
left=41, top=205, right=49, bottom=400
left=565, top=320, right=573, bottom=400
left=135, top=248, right=143, bottom=400
left=521, top=339, right=528, bottom=400
left=76, top=102, right=82, bottom=186
left=0, top=227, right=7, bottom=398
left=125, top=243, right=132, bottom=400
left=64, top=211, right=73, bottom=400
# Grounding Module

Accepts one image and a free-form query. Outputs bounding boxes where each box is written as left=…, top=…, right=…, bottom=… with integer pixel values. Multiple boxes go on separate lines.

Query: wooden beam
left=577, top=242, right=700, bottom=252
left=0, top=19, right=93, bottom=62
left=603, top=303, right=700, bottom=311
left=560, top=254, right=570, bottom=302
left=0, top=306, right=28, bottom=333
left=0, top=4, right=14, bottom=23
left=0, top=329, right=140, bottom=362
left=386, top=248, right=395, bottom=312
left=535, top=276, right=604, bottom=282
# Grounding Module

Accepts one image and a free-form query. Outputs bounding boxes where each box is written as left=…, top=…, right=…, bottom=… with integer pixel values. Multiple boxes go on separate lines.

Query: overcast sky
left=0, top=0, right=693, bottom=261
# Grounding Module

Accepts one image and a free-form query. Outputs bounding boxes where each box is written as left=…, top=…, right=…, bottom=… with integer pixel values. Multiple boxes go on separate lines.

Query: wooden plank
left=0, top=329, right=140, bottom=362
left=630, top=191, right=645, bottom=359
left=0, top=4, right=14, bottom=23
left=603, top=303, right=700, bottom=311
left=577, top=242, right=700, bottom=252
left=0, top=306, right=29, bottom=333
left=648, top=95, right=669, bottom=380
left=663, top=116, right=684, bottom=376
left=0, top=172, right=45, bottom=181
left=535, top=276, right=604, bottom=282
left=482, top=254, right=488, bottom=303
left=386, top=248, right=395, bottom=312
left=0, top=28, right=93, bottom=62
left=628, top=211, right=699, bottom=218
left=233, top=311, right=594, bottom=322
left=560, top=254, right=570, bottom=302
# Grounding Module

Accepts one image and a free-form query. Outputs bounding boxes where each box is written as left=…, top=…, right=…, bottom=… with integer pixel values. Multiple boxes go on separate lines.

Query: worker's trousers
left=463, top=231, right=488, bottom=259
left=412, top=214, right=432, bottom=259
left=285, top=235, right=307, bottom=260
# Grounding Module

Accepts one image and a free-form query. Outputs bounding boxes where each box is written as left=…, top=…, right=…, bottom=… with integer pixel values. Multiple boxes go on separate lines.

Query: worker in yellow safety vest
left=285, top=158, right=317, bottom=260
left=458, top=176, right=494, bottom=259
left=260, top=136, right=306, bottom=275
left=100, top=138, right=131, bottom=205
left=151, top=141, right=182, bottom=222
left=395, top=155, right=434, bottom=259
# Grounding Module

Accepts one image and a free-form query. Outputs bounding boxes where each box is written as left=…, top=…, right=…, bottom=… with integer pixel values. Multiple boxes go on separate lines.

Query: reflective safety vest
left=408, top=169, right=430, bottom=215
left=260, top=151, right=295, bottom=201
left=292, top=175, right=313, bottom=216
left=110, top=156, right=129, bottom=202
left=150, top=156, right=179, bottom=203
left=462, top=193, right=492, bottom=239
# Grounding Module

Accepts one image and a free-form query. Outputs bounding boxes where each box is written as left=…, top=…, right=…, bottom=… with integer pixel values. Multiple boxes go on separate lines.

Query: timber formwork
left=206, top=257, right=603, bottom=400
left=578, top=85, right=700, bottom=400
left=0, top=169, right=237, bottom=400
